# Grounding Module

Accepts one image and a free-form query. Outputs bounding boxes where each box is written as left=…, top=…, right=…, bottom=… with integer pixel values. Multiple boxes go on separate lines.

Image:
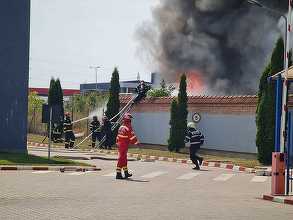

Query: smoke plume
left=136, top=0, right=287, bottom=95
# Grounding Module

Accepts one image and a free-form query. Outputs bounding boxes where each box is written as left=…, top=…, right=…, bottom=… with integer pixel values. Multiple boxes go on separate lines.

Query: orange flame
left=177, top=70, right=205, bottom=95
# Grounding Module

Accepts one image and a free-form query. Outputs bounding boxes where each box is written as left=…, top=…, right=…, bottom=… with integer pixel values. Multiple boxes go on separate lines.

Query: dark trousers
left=190, top=144, right=203, bottom=168
left=91, top=132, right=101, bottom=148
left=64, top=131, right=75, bottom=148
left=103, top=135, right=112, bottom=149
left=134, top=93, right=146, bottom=104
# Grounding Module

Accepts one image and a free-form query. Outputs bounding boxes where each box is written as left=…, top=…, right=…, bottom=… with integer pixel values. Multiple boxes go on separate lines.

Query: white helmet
left=187, top=122, right=196, bottom=129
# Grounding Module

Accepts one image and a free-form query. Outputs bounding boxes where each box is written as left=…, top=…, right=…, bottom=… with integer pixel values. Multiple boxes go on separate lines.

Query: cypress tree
left=168, top=99, right=179, bottom=152
left=55, top=78, right=64, bottom=119
left=176, top=74, right=188, bottom=152
left=105, top=67, right=120, bottom=119
left=105, top=67, right=120, bottom=145
left=48, top=78, right=57, bottom=106
left=55, top=79, right=64, bottom=136
left=256, top=37, right=284, bottom=164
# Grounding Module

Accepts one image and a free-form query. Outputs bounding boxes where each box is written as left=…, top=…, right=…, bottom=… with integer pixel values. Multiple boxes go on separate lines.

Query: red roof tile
left=120, top=95, right=258, bottom=105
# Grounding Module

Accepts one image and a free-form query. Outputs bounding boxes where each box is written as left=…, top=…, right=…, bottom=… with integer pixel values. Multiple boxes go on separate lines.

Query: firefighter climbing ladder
left=74, top=95, right=137, bottom=148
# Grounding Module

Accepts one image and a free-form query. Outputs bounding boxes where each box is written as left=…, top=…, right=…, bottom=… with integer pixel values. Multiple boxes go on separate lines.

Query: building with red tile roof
left=29, top=88, right=80, bottom=97
left=119, top=95, right=268, bottom=153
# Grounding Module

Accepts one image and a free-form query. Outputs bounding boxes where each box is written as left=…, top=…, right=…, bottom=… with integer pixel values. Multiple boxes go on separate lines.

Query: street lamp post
left=247, top=0, right=292, bottom=153
left=89, top=66, right=101, bottom=92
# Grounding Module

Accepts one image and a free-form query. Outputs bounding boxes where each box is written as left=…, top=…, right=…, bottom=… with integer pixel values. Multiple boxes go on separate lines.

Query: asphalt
left=1, top=148, right=293, bottom=219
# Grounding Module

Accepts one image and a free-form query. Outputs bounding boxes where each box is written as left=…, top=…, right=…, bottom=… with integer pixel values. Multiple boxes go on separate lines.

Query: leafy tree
left=176, top=74, right=188, bottom=151
left=168, top=99, right=179, bottom=151
left=256, top=37, right=284, bottom=164
left=28, top=91, right=45, bottom=133
left=148, top=88, right=171, bottom=97
left=87, top=92, right=98, bottom=111
left=74, top=95, right=87, bottom=113
left=148, top=79, right=174, bottom=97
left=28, top=91, right=44, bottom=114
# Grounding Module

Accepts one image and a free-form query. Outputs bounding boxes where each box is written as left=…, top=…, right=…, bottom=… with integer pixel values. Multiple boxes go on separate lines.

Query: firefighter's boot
left=116, top=172, right=123, bottom=179
left=92, top=142, right=95, bottom=148
left=124, top=168, right=132, bottom=179
left=69, top=141, right=74, bottom=148
left=116, top=168, right=123, bottom=179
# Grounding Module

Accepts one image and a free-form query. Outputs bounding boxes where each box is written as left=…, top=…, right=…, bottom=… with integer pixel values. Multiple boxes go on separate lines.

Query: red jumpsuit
left=116, top=121, right=138, bottom=173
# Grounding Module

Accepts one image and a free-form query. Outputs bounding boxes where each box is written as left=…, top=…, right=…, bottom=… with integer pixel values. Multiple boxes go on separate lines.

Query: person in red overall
left=116, top=113, right=139, bottom=179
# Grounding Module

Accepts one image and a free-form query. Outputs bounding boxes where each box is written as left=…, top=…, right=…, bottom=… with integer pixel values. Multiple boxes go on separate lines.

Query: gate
left=286, top=111, right=293, bottom=195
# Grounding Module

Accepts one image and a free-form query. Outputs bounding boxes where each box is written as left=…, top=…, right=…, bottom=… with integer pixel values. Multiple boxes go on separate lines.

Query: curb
left=28, top=141, right=255, bottom=173
left=0, top=165, right=101, bottom=172
left=125, top=153, right=255, bottom=173
left=255, top=169, right=272, bottom=176
left=263, top=194, right=293, bottom=205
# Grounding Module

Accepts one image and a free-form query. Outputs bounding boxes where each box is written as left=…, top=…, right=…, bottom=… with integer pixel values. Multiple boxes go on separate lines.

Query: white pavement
left=1, top=151, right=292, bottom=220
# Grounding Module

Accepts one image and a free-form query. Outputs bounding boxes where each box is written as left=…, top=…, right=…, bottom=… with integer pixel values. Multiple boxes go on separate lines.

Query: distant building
left=80, top=73, right=163, bottom=94
left=29, top=88, right=80, bottom=101
left=80, top=80, right=139, bottom=94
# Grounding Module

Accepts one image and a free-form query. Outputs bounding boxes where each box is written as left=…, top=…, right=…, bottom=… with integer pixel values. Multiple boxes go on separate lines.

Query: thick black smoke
left=136, top=0, right=287, bottom=95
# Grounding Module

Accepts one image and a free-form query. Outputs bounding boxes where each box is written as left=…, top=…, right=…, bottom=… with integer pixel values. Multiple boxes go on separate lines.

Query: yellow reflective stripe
left=134, top=141, right=139, bottom=145
left=118, top=135, right=128, bottom=139
left=130, top=136, right=136, bottom=141
left=120, top=126, right=130, bottom=132
left=64, top=130, right=72, bottom=132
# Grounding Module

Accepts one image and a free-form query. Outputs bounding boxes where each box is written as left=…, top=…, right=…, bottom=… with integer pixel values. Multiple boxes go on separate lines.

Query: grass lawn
left=0, top=152, right=91, bottom=166
left=27, top=133, right=92, bottom=149
left=28, top=133, right=261, bottom=168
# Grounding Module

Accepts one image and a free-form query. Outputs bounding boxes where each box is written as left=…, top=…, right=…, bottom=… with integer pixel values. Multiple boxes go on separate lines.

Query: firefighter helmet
left=65, top=112, right=70, bottom=117
left=187, top=122, right=196, bottom=129
left=102, top=115, right=108, bottom=122
left=93, top=115, right=98, bottom=121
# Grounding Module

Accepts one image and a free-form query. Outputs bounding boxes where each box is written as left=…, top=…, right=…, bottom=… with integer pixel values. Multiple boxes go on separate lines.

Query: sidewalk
left=28, top=142, right=256, bottom=173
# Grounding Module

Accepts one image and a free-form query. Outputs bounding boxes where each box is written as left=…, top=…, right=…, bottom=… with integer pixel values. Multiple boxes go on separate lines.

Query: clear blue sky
left=29, top=0, right=157, bottom=89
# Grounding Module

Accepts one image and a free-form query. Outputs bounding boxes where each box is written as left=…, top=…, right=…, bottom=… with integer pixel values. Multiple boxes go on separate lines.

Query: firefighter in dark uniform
left=185, top=122, right=205, bottom=170
left=101, top=116, right=112, bottom=150
left=52, top=123, right=62, bottom=143
left=90, top=116, right=101, bottom=148
left=63, top=112, right=75, bottom=149
left=133, top=80, right=150, bottom=104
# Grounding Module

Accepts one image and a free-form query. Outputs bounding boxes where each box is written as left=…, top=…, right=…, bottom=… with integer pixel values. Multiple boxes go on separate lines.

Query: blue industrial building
left=80, top=80, right=143, bottom=94
left=0, top=1, right=30, bottom=153
left=80, top=73, right=161, bottom=94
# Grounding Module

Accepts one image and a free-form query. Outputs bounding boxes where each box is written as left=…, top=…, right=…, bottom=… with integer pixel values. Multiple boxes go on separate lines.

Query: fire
left=176, top=70, right=205, bottom=95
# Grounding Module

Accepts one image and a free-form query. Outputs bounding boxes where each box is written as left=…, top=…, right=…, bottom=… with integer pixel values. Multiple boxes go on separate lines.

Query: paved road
left=1, top=154, right=293, bottom=219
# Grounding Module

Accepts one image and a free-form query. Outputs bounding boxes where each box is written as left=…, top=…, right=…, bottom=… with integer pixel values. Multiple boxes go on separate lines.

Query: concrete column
left=0, top=0, right=30, bottom=153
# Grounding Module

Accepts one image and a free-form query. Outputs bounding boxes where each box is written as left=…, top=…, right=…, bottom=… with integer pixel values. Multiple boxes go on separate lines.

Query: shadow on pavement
left=125, top=178, right=150, bottom=183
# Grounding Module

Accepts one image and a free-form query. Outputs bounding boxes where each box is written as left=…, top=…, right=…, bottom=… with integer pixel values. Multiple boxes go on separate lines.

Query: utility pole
left=89, top=66, right=101, bottom=92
